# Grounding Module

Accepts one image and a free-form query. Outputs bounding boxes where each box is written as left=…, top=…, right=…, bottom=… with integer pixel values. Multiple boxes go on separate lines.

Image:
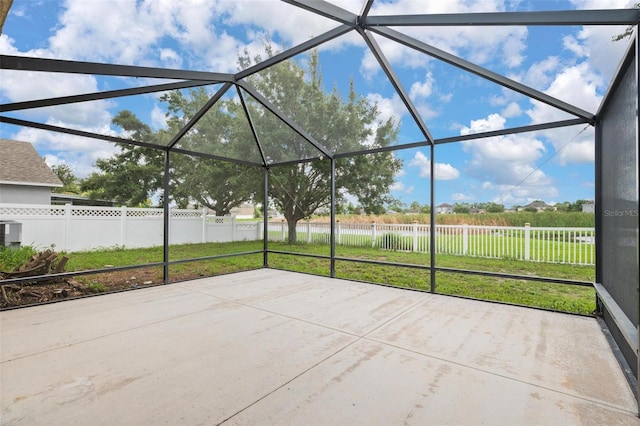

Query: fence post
left=412, top=221, right=418, bottom=252
left=371, top=221, right=377, bottom=247
left=524, top=223, right=531, bottom=261
left=281, top=219, right=286, bottom=241
left=306, top=220, right=311, bottom=243
left=336, top=220, right=341, bottom=245
left=231, top=216, right=236, bottom=242
left=463, top=224, right=468, bottom=255
left=257, top=221, right=262, bottom=240
left=201, top=208, right=207, bottom=243
left=64, top=203, right=72, bottom=251
left=120, top=205, right=127, bottom=247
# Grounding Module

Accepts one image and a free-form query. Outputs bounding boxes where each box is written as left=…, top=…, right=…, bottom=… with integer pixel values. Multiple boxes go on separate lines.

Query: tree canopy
left=237, top=47, right=402, bottom=241
left=50, top=163, right=81, bottom=194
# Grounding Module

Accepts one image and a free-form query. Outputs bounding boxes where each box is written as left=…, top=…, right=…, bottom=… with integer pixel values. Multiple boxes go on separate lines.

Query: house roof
left=523, top=201, right=551, bottom=208
left=0, top=139, right=63, bottom=187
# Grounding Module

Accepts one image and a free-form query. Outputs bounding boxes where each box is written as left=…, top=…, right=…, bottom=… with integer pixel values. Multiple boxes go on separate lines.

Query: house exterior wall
left=0, top=184, right=52, bottom=204
left=582, top=203, right=595, bottom=213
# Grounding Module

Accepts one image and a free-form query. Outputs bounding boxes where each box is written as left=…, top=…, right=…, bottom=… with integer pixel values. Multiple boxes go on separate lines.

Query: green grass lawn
left=1, top=240, right=595, bottom=315
left=267, top=242, right=595, bottom=315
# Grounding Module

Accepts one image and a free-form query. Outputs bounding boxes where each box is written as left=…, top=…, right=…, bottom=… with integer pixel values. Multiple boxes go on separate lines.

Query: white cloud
left=459, top=113, right=557, bottom=202
left=150, top=105, right=168, bottom=130
left=513, top=56, right=560, bottom=90
left=17, top=0, right=354, bottom=75
left=569, top=0, right=636, bottom=10
left=525, top=62, right=600, bottom=164
left=451, top=192, right=473, bottom=201
left=563, top=35, right=588, bottom=57
left=434, top=163, right=460, bottom=180
left=391, top=181, right=414, bottom=194
left=12, top=127, right=118, bottom=178
left=366, top=92, right=404, bottom=125
left=501, top=102, right=522, bottom=118
left=0, top=68, right=102, bottom=103
left=520, top=3, right=630, bottom=166
left=408, top=151, right=460, bottom=180
left=409, top=72, right=435, bottom=99
left=159, top=48, right=183, bottom=69
left=483, top=180, right=560, bottom=206
left=362, top=1, right=529, bottom=76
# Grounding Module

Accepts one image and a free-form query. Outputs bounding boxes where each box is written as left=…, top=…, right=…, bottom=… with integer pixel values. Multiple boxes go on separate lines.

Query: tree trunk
left=287, top=219, right=298, bottom=244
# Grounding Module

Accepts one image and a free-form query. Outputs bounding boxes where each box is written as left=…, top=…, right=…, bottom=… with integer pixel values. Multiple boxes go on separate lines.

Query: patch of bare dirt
left=0, top=265, right=206, bottom=309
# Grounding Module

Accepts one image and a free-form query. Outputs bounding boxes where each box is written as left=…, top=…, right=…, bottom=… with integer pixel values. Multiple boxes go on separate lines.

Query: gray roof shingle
left=0, top=139, right=63, bottom=187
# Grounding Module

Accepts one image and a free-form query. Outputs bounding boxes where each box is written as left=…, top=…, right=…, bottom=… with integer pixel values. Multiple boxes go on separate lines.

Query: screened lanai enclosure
left=1, top=1, right=639, bottom=422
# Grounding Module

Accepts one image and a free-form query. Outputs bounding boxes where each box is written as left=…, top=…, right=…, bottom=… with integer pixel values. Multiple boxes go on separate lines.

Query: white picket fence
left=0, top=204, right=595, bottom=265
left=267, top=221, right=595, bottom=265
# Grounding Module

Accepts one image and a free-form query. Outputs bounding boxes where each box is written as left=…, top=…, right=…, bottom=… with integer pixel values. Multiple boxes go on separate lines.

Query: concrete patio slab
left=228, top=339, right=636, bottom=426
left=366, top=294, right=636, bottom=410
left=178, top=269, right=429, bottom=335
left=1, top=269, right=638, bottom=425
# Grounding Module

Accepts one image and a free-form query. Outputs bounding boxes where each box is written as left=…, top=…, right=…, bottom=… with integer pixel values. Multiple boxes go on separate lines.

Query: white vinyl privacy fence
left=0, top=204, right=262, bottom=252
left=0, top=204, right=594, bottom=265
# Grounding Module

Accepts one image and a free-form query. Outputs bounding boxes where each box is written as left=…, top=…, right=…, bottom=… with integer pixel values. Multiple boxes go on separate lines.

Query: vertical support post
left=371, top=221, right=377, bottom=247
left=429, top=143, right=436, bottom=293
left=524, top=223, right=531, bottom=261
left=201, top=207, right=207, bottom=243
left=120, top=205, right=127, bottom=247
left=64, top=203, right=71, bottom=252
left=231, top=216, right=237, bottom=242
left=634, top=31, right=640, bottom=415
left=463, top=223, right=469, bottom=255
left=330, top=158, right=336, bottom=278
left=263, top=167, right=269, bottom=268
left=336, top=220, right=341, bottom=246
left=412, top=221, right=418, bottom=252
left=162, top=150, right=170, bottom=285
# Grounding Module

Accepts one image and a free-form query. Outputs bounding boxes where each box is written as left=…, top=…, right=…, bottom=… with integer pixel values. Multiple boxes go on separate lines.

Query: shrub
left=376, top=233, right=410, bottom=251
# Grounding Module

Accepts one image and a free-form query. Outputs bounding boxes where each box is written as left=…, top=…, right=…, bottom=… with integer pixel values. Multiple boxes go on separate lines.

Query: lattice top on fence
left=0, top=205, right=66, bottom=216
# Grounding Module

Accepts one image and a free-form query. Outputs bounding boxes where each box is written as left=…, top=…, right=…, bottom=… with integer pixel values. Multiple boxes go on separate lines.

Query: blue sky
left=0, top=0, right=635, bottom=208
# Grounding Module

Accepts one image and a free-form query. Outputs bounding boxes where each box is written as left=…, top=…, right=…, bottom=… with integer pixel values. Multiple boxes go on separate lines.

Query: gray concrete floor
left=1, top=269, right=638, bottom=425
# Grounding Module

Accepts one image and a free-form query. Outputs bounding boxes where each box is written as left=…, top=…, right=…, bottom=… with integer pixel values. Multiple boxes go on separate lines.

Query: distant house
left=229, top=202, right=255, bottom=219
left=518, top=201, right=555, bottom=212
left=0, top=139, right=62, bottom=204
left=581, top=202, right=595, bottom=213
left=51, top=193, right=116, bottom=207
left=436, top=203, right=453, bottom=214
left=470, top=208, right=486, bottom=214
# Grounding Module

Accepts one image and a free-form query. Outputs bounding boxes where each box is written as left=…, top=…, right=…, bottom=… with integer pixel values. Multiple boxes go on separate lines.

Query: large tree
left=159, top=89, right=261, bottom=215
left=82, top=91, right=260, bottom=213
left=239, top=47, right=402, bottom=242
left=83, top=45, right=402, bottom=233
left=81, top=110, right=167, bottom=207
